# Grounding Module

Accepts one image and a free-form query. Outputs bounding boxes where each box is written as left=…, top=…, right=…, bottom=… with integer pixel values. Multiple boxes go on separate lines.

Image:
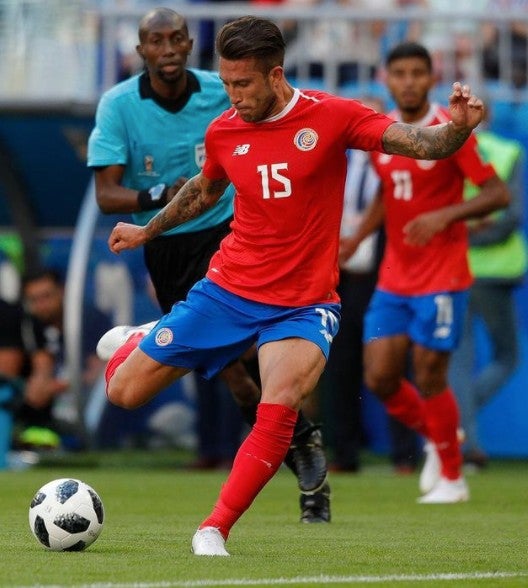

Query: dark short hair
left=386, top=42, right=433, bottom=72
left=21, top=267, right=63, bottom=291
left=216, top=16, right=286, bottom=73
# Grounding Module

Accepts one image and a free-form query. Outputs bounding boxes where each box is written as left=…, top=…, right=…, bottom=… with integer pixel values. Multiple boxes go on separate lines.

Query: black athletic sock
left=293, top=410, right=316, bottom=441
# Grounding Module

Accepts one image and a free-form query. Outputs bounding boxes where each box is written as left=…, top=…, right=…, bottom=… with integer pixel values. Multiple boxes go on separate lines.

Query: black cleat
left=300, top=481, right=331, bottom=523
left=285, top=426, right=331, bottom=523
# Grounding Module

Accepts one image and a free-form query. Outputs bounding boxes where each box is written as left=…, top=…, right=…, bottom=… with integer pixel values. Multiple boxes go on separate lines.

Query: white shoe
left=191, top=527, right=229, bottom=556
left=96, top=321, right=158, bottom=361
left=417, top=476, right=469, bottom=504
left=419, top=442, right=441, bottom=494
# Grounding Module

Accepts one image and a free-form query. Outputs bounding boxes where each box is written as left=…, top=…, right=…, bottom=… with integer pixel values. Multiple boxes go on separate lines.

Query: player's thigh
left=109, top=346, right=189, bottom=409
left=258, top=338, right=326, bottom=409
left=219, top=359, right=261, bottom=406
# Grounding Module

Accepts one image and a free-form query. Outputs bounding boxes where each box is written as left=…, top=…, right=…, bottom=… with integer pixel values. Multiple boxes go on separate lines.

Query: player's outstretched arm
left=143, top=173, right=229, bottom=240
left=382, top=82, right=485, bottom=160
left=108, top=173, right=229, bottom=254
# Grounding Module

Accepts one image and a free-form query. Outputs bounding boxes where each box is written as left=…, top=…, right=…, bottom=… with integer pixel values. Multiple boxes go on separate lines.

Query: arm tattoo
left=383, top=121, right=471, bottom=159
left=144, top=174, right=228, bottom=240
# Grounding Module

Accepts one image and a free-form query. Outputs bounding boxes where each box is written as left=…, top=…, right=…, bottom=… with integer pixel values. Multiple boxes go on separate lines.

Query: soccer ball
left=28, top=478, right=104, bottom=551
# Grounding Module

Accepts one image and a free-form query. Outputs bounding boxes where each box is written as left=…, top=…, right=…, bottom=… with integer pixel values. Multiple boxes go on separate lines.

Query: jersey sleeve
left=339, top=99, right=394, bottom=153
left=202, top=121, right=228, bottom=180
left=453, top=132, right=497, bottom=186
left=87, top=91, right=128, bottom=168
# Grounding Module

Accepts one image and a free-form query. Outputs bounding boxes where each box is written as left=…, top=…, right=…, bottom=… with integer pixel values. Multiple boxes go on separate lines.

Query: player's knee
left=106, top=377, right=142, bottom=409
left=106, top=385, right=134, bottom=409
left=262, top=386, right=303, bottom=410
left=364, top=368, right=399, bottom=399
left=414, top=381, right=445, bottom=398
left=414, top=367, right=447, bottom=397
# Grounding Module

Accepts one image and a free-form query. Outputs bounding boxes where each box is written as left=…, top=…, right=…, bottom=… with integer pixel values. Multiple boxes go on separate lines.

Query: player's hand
left=403, top=210, right=450, bottom=246
left=448, top=82, right=485, bottom=132
left=167, top=177, right=188, bottom=202
left=467, top=216, right=494, bottom=233
left=108, top=222, right=147, bottom=253
left=25, top=377, right=69, bottom=409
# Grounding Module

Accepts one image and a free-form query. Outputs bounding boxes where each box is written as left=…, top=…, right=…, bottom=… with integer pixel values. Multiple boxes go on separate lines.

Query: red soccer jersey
left=203, top=89, right=393, bottom=306
left=371, top=104, right=496, bottom=296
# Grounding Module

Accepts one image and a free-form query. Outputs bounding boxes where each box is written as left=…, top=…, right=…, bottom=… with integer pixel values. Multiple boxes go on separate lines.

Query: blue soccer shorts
left=139, top=278, right=341, bottom=379
left=363, top=288, right=469, bottom=352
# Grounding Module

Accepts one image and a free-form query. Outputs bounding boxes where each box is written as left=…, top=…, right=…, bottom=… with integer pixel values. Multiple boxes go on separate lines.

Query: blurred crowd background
left=0, top=0, right=527, bottom=466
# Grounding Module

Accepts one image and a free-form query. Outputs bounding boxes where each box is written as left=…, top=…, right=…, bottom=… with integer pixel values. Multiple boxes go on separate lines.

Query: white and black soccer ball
left=28, top=478, right=104, bottom=551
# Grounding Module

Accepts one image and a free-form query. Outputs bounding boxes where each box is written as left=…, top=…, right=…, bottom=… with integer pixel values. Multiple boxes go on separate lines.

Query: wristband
left=137, top=183, right=168, bottom=211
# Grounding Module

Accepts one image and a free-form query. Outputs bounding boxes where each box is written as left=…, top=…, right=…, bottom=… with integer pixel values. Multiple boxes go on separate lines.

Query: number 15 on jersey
left=257, top=163, right=292, bottom=199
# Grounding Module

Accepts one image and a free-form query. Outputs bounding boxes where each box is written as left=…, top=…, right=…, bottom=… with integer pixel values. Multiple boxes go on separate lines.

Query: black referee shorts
left=143, top=218, right=232, bottom=313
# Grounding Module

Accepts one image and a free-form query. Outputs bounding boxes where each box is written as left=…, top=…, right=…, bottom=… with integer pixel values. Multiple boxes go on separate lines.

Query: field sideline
left=1, top=454, right=527, bottom=587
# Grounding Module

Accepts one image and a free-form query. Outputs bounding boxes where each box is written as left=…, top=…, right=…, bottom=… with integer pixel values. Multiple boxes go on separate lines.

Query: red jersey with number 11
left=372, top=103, right=496, bottom=296
left=203, top=89, right=393, bottom=306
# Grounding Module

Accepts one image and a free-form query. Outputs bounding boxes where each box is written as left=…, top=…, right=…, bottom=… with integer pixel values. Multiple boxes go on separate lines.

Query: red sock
left=104, top=333, right=144, bottom=393
left=199, top=402, right=298, bottom=539
left=424, top=388, right=462, bottom=480
left=383, top=379, right=429, bottom=437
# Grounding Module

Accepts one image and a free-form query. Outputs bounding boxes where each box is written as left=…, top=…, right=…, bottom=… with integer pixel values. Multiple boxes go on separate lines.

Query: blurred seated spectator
left=16, top=268, right=112, bottom=450
left=0, top=298, right=26, bottom=467
left=415, top=0, right=487, bottom=82
left=284, top=0, right=395, bottom=86
left=0, top=298, right=26, bottom=382
left=482, top=0, right=528, bottom=88
left=380, top=0, right=425, bottom=63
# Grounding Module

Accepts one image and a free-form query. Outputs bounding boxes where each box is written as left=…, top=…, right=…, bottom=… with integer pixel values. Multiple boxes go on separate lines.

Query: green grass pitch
left=1, top=452, right=527, bottom=587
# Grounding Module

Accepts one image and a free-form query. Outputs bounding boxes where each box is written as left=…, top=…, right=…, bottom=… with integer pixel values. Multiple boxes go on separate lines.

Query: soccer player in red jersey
left=98, top=18, right=501, bottom=554
left=340, top=42, right=509, bottom=504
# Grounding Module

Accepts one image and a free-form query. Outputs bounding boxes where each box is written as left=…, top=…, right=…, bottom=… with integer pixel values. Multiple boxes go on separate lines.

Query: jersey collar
left=262, top=88, right=301, bottom=123
left=139, top=70, right=200, bottom=114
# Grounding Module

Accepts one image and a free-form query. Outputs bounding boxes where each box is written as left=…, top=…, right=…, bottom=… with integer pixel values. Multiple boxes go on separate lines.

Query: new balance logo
left=233, top=144, right=250, bottom=155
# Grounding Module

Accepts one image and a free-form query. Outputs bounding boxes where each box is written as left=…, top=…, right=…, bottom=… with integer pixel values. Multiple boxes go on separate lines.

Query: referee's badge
left=139, top=154, right=160, bottom=177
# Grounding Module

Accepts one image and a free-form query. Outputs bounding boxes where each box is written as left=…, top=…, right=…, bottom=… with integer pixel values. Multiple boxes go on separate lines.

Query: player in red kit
left=97, top=18, right=496, bottom=555
left=340, top=42, right=509, bottom=504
